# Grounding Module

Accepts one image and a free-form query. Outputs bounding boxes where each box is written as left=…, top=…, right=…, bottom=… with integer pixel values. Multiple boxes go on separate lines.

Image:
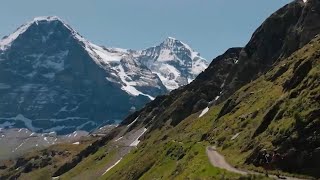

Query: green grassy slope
left=100, top=35, right=320, bottom=179
left=209, top=35, right=320, bottom=178
left=101, top=110, right=265, bottom=180
left=0, top=137, right=97, bottom=180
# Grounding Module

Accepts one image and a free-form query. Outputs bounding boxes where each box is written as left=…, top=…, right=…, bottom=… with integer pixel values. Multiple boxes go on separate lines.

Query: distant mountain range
left=0, top=16, right=208, bottom=134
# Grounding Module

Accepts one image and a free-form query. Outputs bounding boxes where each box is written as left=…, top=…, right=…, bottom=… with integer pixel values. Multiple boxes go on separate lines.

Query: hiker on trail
left=264, top=151, right=271, bottom=164
left=260, top=149, right=272, bottom=177
left=259, top=149, right=284, bottom=178
left=271, top=150, right=283, bottom=178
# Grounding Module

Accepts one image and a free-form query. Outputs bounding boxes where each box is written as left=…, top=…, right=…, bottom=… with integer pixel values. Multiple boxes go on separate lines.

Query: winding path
left=206, top=146, right=307, bottom=180
left=206, top=146, right=248, bottom=175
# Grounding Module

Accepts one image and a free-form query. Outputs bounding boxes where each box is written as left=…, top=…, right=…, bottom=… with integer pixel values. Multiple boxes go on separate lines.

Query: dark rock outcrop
left=223, top=0, right=320, bottom=100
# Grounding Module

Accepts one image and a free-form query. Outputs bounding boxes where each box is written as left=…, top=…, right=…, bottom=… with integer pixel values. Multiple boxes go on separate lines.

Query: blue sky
left=0, top=0, right=291, bottom=60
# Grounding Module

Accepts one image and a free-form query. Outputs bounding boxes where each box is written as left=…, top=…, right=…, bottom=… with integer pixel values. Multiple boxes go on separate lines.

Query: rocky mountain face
left=0, top=16, right=207, bottom=135
left=222, top=0, right=320, bottom=99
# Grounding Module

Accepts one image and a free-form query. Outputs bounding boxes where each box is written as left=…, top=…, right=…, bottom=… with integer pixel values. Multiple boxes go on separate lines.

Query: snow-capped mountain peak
left=1, top=16, right=167, bottom=100
left=0, top=16, right=208, bottom=134
left=137, top=37, right=209, bottom=90
left=161, top=36, right=179, bottom=47
left=33, top=16, right=61, bottom=22
left=1, top=17, right=208, bottom=94
left=0, top=16, right=64, bottom=50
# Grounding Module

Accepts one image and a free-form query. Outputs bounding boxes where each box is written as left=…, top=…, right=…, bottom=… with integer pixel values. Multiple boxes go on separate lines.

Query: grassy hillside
left=211, top=35, right=320, bottom=178
left=99, top=35, right=320, bottom=179
left=0, top=137, right=97, bottom=180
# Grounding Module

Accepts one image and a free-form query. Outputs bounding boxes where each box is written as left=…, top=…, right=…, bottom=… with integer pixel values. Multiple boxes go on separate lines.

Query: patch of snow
left=44, top=126, right=65, bottom=133
left=215, top=96, right=220, bottom=101
left=0, top=16, right=63, bottom=50
left=0, top=114, right=39, bottom=132
left=157, top=49, right=176, bottom=62
left=58, top=106, right=68, bottom=112
left=117, top=65, right=155, bottom=100
left=0, top=22, right=31, bottom=50
left=43, top=73, right=55, bottom=79
left=69, top=105, right=79, bottom=111
left=33, top=16, right=61, bottom=22
left=15, top=142, right=24, bottom=151
left=77, top=121, right=96, bottom=130
left=0, top=83, right=11, bottom=89
left=199, top=107, right=209, bottom=118
left=155, top=72, right=179, bottom=90
left=231, top=133, right=241, bottom=140
left=130, top=128, right=147, bottom=147
left=72, top=142, right=80, bottom=145
left=191, top=57, right=208, bottom=75
left=0, top=121, right=15, bottom=128
left=127, top=116, right=139, bottom=127
left=37, top=117, right=89, bottom=122
left=20, top=84, right=36, bottom=92
left=114, top=136, right=123, bottom=142
left=35, top=50, right=68, bottom=71
left=102, top=158, right=123, bottom=175
left=187, top=78, right=193, bottom=84
left=90, top=43, right=124, bottom=62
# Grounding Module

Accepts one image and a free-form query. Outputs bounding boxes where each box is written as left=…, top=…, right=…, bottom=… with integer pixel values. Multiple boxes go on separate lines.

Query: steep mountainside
left=223, top=0, right=320, bottom=99
left=99, top=34, right=320, bottom=179
left=0, top=16, right=207, bottom=134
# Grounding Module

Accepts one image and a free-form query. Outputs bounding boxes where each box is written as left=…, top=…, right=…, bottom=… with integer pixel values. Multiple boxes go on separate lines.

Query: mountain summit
left=0, top=16, right=64, bottom=50
left=0, top=16, right=208, bottom=134
left=137, top=37, right=208, bottom=90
